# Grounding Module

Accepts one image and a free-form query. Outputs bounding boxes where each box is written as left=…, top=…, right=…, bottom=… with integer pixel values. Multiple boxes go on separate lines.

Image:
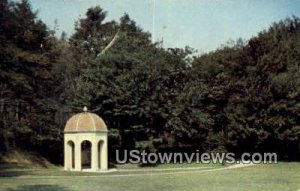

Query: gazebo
left=64, top=106, right=108, bottom=171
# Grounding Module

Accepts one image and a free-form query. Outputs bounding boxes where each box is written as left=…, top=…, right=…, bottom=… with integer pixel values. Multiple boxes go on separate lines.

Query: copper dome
left=64, top=107, right=107, bottom=132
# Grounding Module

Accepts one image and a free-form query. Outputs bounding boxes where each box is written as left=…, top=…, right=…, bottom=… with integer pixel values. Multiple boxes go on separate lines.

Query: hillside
left=0, top=150, right=55, bottom=169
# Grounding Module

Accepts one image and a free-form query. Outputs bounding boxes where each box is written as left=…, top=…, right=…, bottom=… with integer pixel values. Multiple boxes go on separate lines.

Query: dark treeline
left=0, top=0, right=300, bottom=163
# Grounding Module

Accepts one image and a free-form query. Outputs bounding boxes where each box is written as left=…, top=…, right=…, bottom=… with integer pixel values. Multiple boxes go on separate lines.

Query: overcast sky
left=28, top=0, right=300, bottom=53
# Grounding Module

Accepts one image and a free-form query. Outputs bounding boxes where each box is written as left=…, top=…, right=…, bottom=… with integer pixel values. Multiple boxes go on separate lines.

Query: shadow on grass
left=0, top=165, right=35, bottom=177
left=0, top=170, right=35, bottom=177
left=5, top=185, right=69, bottom=191
left=0, top=163, right=47, bottom=177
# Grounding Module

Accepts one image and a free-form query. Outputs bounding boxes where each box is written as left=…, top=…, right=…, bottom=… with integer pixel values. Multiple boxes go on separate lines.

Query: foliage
left=1, top=0, right=300, bottom=162
left=0, top=0, right=60, bottom=162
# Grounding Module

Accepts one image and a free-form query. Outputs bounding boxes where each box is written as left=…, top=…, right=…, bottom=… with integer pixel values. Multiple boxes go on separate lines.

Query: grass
left=0, top=162, right=300, bottom=191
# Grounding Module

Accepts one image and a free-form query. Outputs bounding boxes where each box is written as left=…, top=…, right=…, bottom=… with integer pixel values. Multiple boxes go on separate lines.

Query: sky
left=28, top=0, right=300, bottom=53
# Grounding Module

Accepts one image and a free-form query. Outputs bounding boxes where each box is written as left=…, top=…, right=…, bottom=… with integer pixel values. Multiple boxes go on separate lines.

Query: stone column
left=64, top=140, right=69, bottom=170
left=75, top=141, right=82, bottom=171
left=91, top=140, right=98, bottom=171
left=101, top=136, right=108, bottom=170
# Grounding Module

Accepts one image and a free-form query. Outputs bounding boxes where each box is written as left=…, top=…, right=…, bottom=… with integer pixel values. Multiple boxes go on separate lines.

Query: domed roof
left=64, top=106, right=107, bottom=132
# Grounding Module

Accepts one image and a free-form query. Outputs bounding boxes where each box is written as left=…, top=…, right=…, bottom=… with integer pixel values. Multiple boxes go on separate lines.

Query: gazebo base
left=64, top=168, right=117, bottom=173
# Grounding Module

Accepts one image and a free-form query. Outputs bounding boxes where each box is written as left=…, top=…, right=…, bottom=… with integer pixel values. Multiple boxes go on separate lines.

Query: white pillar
left=75, top=141, right=82, bottom=171
left=64, top=139, right=74, bottom=170
left=101, top=137, right=108, bottom=170
left=64, top=140, right=69, bottom=170
left=91, top=140, right=98, bottom=171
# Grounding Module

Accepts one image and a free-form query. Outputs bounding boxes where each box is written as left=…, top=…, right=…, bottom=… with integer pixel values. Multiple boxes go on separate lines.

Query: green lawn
left=0, top=163, right=299, bottom=191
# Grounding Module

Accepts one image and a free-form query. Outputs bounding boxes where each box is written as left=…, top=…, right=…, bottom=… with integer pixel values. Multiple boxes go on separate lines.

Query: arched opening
left=67, top=140, right=75, bottom=169
left=98, top=140, right=104, bottom=169
left=81, top=140, right=92, bottom=169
